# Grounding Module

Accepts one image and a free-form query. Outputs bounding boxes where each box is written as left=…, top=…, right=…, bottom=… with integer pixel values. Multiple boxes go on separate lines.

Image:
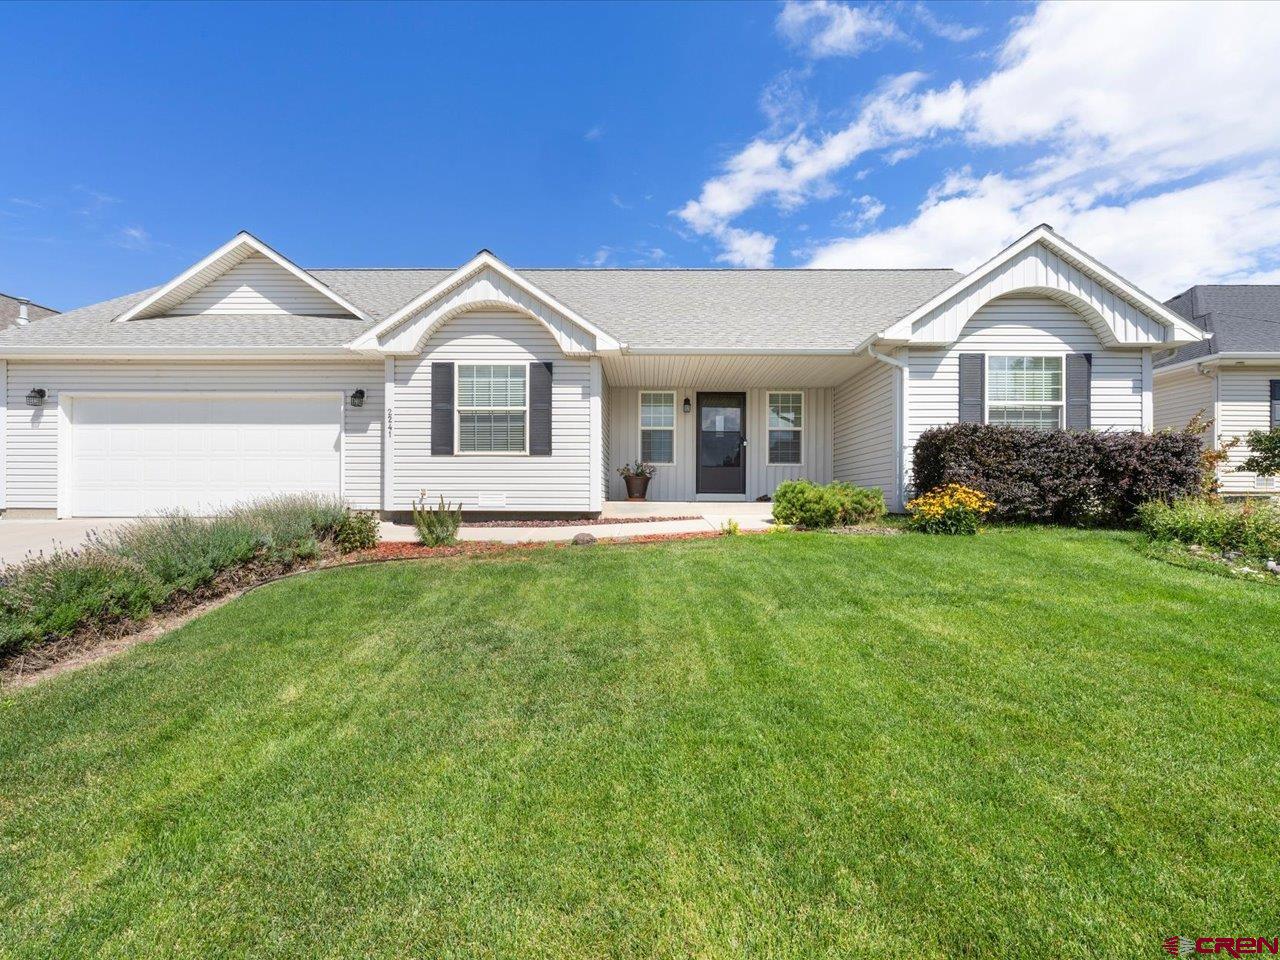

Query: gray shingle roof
left=0, top=266, right=963, bottom=352
left=1160, top=285, right=1280, bottom=366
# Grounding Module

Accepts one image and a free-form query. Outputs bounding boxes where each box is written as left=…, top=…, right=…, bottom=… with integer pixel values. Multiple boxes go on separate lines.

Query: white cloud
left=716, top=227, right=777, bottom=268
left=584, top=126, right=603, bottom=141
left=909, top=3, right=982, bottom=42
left=679, top=0, right=1280, bottom=293
left=113, top=225, right=154, bottom=251
left=777, top=1, right=903, bottom=58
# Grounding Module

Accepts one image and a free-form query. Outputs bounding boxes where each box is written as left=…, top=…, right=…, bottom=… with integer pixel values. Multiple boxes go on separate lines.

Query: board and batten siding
left=1153, top=367, right=1213, bottom=438
left=908, top=296, right=1145, bottom=465
left=4, top=360, right=384, bottom=510
left=1216, top=365, right=1280, bottom=494
left=606, top=387, right=832, bottom=501
left=170, top=254, right=349, bottom=315
left=391, top=311, right=594, bottom=512
left=832, top=359, right=897, bottom=507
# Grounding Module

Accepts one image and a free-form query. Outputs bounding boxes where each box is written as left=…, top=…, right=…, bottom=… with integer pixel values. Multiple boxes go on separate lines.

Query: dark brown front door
left=696, top=392, right=746, bottom=495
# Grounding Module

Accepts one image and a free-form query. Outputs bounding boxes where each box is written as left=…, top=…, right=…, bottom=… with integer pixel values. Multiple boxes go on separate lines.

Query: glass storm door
left=696, top=392, right=746, bottom=495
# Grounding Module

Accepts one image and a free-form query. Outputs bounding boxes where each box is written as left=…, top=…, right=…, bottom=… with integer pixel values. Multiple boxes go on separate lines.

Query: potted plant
left=617, top=460, right=656, bottom=501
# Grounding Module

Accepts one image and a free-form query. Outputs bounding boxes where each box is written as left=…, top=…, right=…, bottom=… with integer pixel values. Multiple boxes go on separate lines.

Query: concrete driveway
left=0, top=518, right=128, bottom=567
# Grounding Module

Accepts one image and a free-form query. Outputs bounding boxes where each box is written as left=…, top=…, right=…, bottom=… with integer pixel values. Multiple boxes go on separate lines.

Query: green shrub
left=772, top=480, right=886, bottom=528
left=227, top=493, right=347, bottom=558
left=413, top=492, right=462, bottom=546
left=1239, top=427, right=1280, bottom=478
left=912, top=423, right=1204, bottom=525
left=0, top=550, right=161, bottom=658
left=335, top=510, right=380, bottom=553
left=907, top=484, right=996, bottom=535
left=97, top=513, right=264, bottom=600
left=1137, top=498, right=1280, bottom=559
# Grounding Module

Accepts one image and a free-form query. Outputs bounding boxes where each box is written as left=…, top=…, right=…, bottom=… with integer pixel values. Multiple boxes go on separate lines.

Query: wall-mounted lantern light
left=25, top=387, right=47, bottom=408
left=682, top=397, right=691, bottom=414
left=349, top=388, right=366, bottom=408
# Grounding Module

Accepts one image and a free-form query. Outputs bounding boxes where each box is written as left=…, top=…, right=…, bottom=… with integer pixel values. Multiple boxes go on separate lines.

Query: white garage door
left=67, top=394, right=342, bottom=517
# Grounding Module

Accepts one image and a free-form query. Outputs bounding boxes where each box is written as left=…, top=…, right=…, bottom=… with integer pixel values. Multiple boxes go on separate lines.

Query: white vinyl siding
left=4, top=360, right=384, bottom=510
left=1153, top=367, right=1214, bottom=439
left=169, top=254, right=349, bottom=316
left=832, top=360, right=897, bottom=507
left=391, top=311, right=593, bottom=512
left=600, top=366, right=611, bottom=503
left=607, top=387, right=831, bottom=501
left=908, top=296, right=1145, bottom=459
left=1216, top=365, right=1280, bottom=494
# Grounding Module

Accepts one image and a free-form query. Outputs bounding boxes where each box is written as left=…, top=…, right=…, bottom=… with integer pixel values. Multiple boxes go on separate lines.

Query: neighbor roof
left=0, top=291, right=58, bottom=332
left=0, top=266, right=963, bottom=352
left=1160, top=285, right=1280, bottom=365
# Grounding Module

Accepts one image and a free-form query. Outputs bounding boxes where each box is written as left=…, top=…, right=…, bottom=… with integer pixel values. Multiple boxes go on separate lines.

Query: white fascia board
left=348, top=251, right=621, bottom=353
left=873, top=225, right=1208, bottom=346
left=113, top=231, right=372, bottom=324
left=620, top=346, right=857, bottom=356
left=0, top=346, right=358, bottom=360
left=1154, top=351, right=1280, bottom=377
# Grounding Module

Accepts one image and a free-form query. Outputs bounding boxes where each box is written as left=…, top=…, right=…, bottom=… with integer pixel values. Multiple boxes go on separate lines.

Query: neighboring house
left=0, top=292, right=57, bottom=332
left=1154, top=285, right=1280, bottom=495
left=0, top=225, right=1205, bottom=518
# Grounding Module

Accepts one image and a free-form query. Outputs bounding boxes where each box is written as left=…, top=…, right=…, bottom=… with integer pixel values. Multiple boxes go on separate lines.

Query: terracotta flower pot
left=624, top=475, right=651, bottom=501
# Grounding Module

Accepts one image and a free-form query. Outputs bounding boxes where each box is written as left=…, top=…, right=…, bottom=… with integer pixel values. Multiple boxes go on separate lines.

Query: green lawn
left=2, top=529, right=1278, bottom=959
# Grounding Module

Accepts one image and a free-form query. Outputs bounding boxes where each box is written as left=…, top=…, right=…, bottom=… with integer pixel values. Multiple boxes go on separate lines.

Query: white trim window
left=987, top=356, right=1063, bottom=429
left=767, top=391, right=803, bottom=465
left=639, top=391, right=675, bottom=464
left=457, top=363, right=528, bottom=453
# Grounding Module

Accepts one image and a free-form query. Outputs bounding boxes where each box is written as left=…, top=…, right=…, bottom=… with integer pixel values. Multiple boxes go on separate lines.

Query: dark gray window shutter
left=1065, top=353, right=1092, bottom=430
left=1271, top=379, right=1280, bottom=429
left=958, top=353, right=985, bottom=423
left=529, top=361, right=553, bottom=456
left=431, top=362, right=454, bottom=455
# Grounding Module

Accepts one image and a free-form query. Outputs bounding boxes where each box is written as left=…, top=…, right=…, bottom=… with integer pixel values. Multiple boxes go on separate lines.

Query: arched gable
left=378, top=267, right=595, bottom=356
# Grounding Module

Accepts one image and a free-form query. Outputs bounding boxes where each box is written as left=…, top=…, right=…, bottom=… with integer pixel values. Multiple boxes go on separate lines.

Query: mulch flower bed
left=461, top=515, right=699, bottom=527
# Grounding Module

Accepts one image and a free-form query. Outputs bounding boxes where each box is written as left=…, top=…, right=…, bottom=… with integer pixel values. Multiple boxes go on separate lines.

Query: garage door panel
left=69, top=394, right=342, bottom=517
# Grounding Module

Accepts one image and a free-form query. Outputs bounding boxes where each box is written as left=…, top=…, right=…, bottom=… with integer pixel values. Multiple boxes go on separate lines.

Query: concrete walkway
left=0, top=501, right=778, bottom=561
left=383, top=501, right=777, bottom=545
left=0, top=518, right=128, bottom=566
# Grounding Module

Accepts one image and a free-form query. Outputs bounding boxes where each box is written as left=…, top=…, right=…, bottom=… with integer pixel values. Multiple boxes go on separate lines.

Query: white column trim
left=589, top=357, right=603, bottom=512
left=1141, top=348, right=1154, bottom=433
left=382, top=358, right=395, bottom=511
left=0, top=360, right=6, bottom=510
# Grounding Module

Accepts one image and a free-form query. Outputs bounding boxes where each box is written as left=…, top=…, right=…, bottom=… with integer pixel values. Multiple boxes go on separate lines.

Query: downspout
left=867, top=343, right=910, bottom=511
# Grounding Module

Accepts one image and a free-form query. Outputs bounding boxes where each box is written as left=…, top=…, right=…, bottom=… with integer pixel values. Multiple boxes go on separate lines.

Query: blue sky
left=3, top=1, right=1279, bottom=311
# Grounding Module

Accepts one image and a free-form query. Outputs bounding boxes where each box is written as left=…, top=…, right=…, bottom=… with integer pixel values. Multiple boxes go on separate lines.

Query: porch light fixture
left=25, top=387, right=46, bottom=408
left=682, top=397, right=691, bottom=414
left=349, top=388, right=366, bottom=408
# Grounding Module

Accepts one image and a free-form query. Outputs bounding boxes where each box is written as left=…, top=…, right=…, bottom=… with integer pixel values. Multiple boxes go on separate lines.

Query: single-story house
left=1154, top=285, right=1280, bottom=494
left=0, top=224, right=1206, bottom=518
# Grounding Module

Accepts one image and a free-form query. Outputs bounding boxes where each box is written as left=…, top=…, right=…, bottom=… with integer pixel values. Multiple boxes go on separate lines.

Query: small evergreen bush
left=335, top=510, right=380, bottom=553
left=772, top=480, right=886, bottom=528
left=412, top=492, right=463, bottom=546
